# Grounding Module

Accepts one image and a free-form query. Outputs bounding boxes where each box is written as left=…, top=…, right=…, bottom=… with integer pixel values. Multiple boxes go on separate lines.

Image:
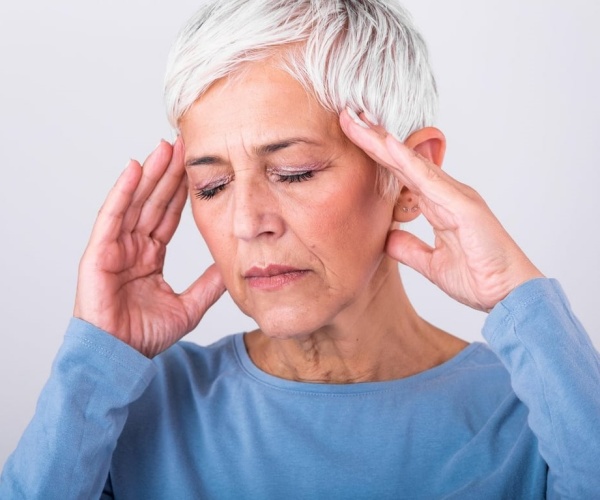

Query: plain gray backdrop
left=1, top=0, right=598, bottom=468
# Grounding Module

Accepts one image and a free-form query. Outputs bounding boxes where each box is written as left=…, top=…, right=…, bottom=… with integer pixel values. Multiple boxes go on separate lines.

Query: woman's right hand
left=73, top=139, right=225, bottom=358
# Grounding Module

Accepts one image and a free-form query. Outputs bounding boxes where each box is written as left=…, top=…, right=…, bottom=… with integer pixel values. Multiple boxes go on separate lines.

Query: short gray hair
left=164, top=0, right=438, bottom=197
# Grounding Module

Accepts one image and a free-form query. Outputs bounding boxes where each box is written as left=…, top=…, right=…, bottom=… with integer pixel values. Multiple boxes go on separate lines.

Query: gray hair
left=164, top=0, right=438, bottom=198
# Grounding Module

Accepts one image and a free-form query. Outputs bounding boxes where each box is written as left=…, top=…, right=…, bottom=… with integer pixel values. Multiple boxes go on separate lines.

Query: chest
left=109, top=380, right=547, bottom=498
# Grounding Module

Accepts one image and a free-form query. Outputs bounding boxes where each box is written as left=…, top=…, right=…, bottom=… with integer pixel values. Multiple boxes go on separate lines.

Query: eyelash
left=194, top=184, right=227, bottom=200
left=194, top=170, right=315, bottom=200
left=276, top=171, right=314, bottom=183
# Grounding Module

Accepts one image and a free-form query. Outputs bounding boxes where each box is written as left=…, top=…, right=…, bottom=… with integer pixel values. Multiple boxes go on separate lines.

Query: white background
left=1, top=0, right=598, bottom=468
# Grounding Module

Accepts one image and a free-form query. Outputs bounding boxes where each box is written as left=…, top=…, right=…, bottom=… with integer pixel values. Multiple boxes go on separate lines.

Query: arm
left=484, top=278, right=600, bottom=498
left=340, top=109, right=600, bottom=497
left=1, top=139, right=225, bottom=498
left=0, top=319, right=156, bottom=499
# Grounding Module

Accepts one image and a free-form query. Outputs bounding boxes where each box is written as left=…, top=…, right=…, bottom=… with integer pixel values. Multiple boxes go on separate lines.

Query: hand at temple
left=73, top=139, right=225, bottom=357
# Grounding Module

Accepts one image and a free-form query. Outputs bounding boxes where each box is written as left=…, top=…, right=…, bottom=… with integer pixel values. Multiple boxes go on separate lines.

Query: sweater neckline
left=232, top=333, right=484, bottom=395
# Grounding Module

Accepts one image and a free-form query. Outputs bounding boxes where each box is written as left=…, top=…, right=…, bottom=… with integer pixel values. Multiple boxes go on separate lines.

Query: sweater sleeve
left=483, top=278, right=600, bottom=499
left=0, top=318, right=157, bottom=500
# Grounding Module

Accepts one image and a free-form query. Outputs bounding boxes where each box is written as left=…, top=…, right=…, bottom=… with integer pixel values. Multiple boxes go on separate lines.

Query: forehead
left=179, top=62, right=344, bottom=156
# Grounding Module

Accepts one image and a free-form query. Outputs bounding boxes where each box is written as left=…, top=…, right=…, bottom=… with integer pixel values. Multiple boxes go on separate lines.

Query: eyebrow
left=185, top=138, right=318, bottom=167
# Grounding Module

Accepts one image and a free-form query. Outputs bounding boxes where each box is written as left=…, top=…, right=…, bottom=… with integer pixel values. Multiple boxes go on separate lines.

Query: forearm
left=483, top=278, right=600, bottom=498
left=0, top=319, right=156, bottom=500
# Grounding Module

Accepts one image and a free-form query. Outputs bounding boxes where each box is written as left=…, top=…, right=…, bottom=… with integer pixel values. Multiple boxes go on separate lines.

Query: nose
left=232, top=172, right=285, bottom=241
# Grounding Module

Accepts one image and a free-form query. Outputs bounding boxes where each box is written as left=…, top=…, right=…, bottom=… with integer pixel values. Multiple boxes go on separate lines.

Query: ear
left=404, top=127, right=446, bottom=167
left=393, top=127, right=446, bottom=222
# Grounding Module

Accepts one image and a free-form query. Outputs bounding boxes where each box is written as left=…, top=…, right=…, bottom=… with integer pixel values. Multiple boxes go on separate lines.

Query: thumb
left=180, top=263, right=226, bottom=326
left=386, top=229, right=434, bottom=281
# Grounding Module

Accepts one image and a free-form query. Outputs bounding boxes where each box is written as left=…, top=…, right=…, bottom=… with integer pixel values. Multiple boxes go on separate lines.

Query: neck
left=245, top=262, right=468, bottom=383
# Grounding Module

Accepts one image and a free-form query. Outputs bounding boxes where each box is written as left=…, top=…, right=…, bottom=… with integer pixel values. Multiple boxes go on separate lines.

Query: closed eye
left=194, top=176, right=231, bottom=200
left=276, top=171, right=314, bottom=183
left=194, top=169, right=315, bottom=200
left=194, top=184, right=226, bottom=200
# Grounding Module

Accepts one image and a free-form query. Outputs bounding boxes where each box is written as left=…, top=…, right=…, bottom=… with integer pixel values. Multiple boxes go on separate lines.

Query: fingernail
left=389, top=131, right=403, bottom=143
left=346, top=107, right=370, bottom=129
left=174, top=135, right=184, bottom=153
left=364, top=110, right=379, bottom=126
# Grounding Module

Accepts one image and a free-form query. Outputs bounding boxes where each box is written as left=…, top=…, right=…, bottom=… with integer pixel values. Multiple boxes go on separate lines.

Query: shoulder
left=154, top=333, right=241, bottom=385
left=126, top=333, right=243, bottom=412
left=430, top=342, right=510, bottom=389
left=429, top=342, right=516, bottom=411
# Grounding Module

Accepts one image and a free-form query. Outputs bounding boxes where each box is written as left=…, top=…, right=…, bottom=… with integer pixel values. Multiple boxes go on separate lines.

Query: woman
left=1, top=0, right=598, bottom=498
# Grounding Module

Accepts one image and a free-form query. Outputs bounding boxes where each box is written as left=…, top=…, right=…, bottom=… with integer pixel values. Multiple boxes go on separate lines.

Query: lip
left=244, top=265, right=309, bottom=291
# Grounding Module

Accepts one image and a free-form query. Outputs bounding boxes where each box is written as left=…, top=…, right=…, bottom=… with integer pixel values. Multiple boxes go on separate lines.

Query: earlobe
left=393, top=187, right=421, bottom=223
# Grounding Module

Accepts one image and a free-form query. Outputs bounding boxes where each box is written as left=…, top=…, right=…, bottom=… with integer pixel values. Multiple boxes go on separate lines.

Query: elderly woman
left=1, top=0, right=599, bottom=498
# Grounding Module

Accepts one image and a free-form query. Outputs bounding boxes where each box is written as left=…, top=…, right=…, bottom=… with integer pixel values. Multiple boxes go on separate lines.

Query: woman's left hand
left=340, top=109, right=544, bottom=312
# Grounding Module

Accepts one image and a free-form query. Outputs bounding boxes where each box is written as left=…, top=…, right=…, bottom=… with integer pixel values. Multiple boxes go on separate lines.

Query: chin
left=229, top=280, right=347, bottom=340
left=250, top=305, right=332, bottom=341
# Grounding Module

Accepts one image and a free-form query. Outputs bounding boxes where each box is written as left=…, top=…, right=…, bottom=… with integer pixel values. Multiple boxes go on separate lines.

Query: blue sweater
left=1, top=279, right=599, bottom=499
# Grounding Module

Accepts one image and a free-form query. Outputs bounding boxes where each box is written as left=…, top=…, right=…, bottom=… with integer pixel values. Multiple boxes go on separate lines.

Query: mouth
left=244, top=265, right=309, bottom=291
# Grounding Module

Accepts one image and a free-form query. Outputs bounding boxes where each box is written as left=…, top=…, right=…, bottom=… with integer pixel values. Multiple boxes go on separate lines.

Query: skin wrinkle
left=249, top=256, right=439, bottom=383
left=181, top=61, right=467, bottom=383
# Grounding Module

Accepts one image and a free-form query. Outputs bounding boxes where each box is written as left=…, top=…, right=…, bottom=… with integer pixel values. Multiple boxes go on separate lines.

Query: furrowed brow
left=185, top=138, right=319, bottom=167
left=255, top=139, right=308, bottom=155
left=185, top=156, right=222, bottom=168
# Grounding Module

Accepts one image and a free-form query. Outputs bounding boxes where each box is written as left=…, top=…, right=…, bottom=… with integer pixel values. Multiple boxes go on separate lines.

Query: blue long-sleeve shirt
left=1, top=279, right=599, bottom=498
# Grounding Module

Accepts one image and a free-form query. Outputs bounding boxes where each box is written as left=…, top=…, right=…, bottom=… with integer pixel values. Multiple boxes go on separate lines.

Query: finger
left=135, top=137, right=186, bottom=235
left=180, top=264, right=226, bottom=327
left=150, top=173, right=188, bottom=245
left=88, top=159, right=143, bottom=247
left=122, top=140, right=175, bottom=233
left=340, top=109, right=435, bottom=191
left=340, top=109, right=422, bottom=182
left=340, top=110, right=466, bottom=207
left=340, top=109, right=408, bottom=181
left=384, top=135, right=461, bottom=203
left=385, top=229, right=435, bottom=281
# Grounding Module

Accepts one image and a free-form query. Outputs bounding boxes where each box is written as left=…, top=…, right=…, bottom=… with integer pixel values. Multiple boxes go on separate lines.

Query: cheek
left=322, top=168, right=390, bottom=225
left=190, top=201, right=212, bottom=242
left=292, top=178, right=393, bottom=265
left=190, top=200, right=232, bottom=267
